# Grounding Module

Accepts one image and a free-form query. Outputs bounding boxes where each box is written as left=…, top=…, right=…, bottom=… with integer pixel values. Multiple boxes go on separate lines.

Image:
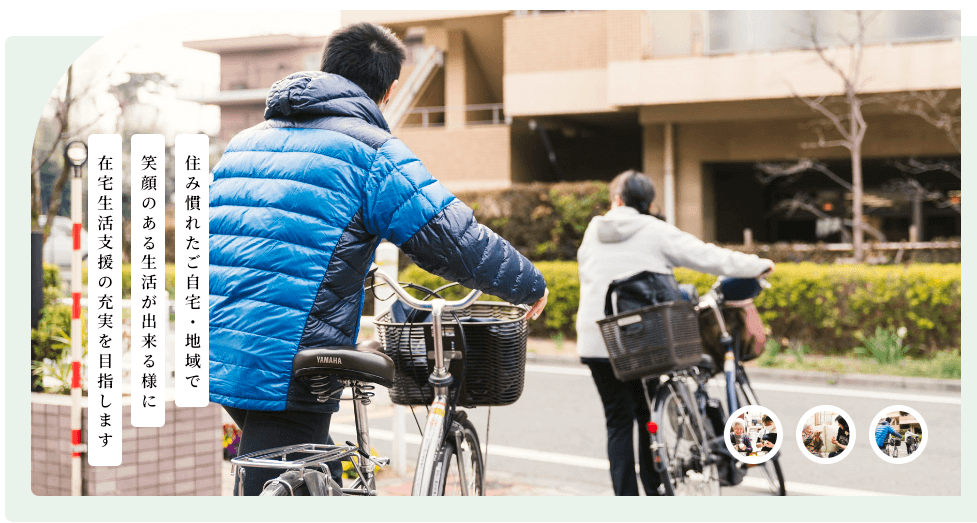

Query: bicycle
left=230, top=266, right=528, bottom=496
left=886, top=436, right=901, bottom=458
left=599, top=276, right=786, bottom=496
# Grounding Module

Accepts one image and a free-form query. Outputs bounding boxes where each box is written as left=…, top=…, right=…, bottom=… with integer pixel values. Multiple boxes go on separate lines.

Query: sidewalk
left=220, top=460, right=613, bottom=496
left=526, top=338, right=961, bottom=393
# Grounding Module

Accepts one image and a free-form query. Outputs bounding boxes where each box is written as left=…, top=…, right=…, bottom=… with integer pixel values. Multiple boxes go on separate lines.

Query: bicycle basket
left=374, top=302, right=528, bottom=407
left=597, top=301, right=703, bottom=381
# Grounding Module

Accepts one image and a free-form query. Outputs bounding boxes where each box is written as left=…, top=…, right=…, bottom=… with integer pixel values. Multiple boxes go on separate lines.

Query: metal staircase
left=383, top=45, right=444, bottom=130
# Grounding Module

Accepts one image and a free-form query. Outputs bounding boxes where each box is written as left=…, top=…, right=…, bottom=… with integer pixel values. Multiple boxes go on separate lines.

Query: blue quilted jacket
left=209, top=72, right=546, bottom=412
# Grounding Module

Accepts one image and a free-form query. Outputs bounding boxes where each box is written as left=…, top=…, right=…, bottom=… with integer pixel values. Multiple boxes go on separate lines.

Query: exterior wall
left=220, top=47, right=322, bottom=92
left=504, top=12, right=611, bottom=116
left=31, top=396, right=222, bottom=496
left=643, top=113, right=960, bottom=240
left=217, top=104, right=265, bottom=146
left=396, top=125, right=511, bottom=191
left=505, top=11, right=608, bottom=74
left=606, top=11, right=644, bottom=62
left=445, top=30, right=467, bottom=128
left=341, top=10, right=509, bottom=26
left=609, top=40, right=961, bottom=107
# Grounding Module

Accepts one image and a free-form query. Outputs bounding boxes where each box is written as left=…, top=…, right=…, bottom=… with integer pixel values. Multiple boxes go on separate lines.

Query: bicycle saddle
left=293, top=341, right=395, bottom=388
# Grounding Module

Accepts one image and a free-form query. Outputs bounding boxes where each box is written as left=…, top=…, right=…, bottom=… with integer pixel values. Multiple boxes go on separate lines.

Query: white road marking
left=525, top=363, right=960, bottom=405
left=740, top=477, right=894, bottom=497
left=707, top=381, right=961, bottom=406
left=329, top=423, right=893, bottom=496
left=526, top=363, right=591, bottom=376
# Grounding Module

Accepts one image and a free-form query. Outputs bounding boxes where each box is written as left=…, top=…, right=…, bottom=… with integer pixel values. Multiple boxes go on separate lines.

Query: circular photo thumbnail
left=724, top=406, right=783, bottom=464
left=796, top=406, right=856, bottom=464
left=870, top=406, right=927, bottom=464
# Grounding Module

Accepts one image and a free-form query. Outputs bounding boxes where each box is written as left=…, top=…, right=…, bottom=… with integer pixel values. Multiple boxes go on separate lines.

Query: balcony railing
left=401, top=103, right=507, bottom=129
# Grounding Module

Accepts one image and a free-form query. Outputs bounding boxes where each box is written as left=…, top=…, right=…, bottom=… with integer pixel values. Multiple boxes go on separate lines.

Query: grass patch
left=753, top=349, right=960, bottom=380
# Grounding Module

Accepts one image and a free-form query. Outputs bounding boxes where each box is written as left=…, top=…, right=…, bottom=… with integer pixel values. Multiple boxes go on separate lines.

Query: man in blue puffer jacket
left=210, top=22, right=548, bottom=494
left=876, top=418, right=902, bottom=452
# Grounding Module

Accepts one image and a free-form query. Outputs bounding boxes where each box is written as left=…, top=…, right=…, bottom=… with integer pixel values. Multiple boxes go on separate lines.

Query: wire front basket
left=598, top=301, right=703, bottom=381
left=374, top=302, right=528, bottom=407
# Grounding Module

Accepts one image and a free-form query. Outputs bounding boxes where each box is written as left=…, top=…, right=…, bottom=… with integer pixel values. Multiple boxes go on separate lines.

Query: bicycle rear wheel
left=652, top=380, right=721, bottom=496
left=733, top=375, right=787, bottom=496
left=431, top=415, right=485, bottom=496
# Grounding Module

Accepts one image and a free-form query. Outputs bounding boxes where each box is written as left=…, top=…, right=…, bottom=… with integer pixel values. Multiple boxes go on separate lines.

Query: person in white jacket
left=576, top=170, right=774, bottom=496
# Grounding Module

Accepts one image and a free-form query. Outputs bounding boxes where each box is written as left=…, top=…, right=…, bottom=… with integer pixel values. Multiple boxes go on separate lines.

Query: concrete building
left=185, top=10, right=961, bottom=242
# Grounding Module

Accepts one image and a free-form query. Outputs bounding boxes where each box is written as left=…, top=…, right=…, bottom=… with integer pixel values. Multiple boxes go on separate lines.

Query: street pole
left=65, top=141, right=88, bottom=496
left=373, top=241, right=406, bottom=476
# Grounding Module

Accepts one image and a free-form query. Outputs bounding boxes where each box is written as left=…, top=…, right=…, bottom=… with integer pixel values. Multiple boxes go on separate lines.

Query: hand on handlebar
left=524, top=288, right=549, bottom=321
left=758, top=260, right=775, bottom=279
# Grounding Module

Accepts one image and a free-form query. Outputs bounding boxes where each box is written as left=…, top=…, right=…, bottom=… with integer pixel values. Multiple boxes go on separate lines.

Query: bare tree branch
left=893, top=158, right=960, bottom=179
left=890, top=90, right=961, bottom=152
left=883, top=177, right=960, bottom=213
left=769, top=193, right=886, bottom=242
left=755, top=158, right=854, bottom=191
left=794, top=93, right=853, bottom=145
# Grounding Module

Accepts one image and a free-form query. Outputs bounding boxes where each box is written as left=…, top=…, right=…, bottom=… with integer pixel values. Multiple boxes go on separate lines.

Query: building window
left=706, top=10, right=959, bottom=55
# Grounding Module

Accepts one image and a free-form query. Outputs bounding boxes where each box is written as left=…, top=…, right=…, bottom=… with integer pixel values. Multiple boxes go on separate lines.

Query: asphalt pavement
left=307, top=359, right=960, bottom=497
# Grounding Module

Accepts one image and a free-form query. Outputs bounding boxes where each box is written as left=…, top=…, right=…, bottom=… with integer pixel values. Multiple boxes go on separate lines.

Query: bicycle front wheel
left=653, top=380, right=721, bottom=496
left=733, top=375, right=787, bottom=496
left=431, top=416, right=485, bottom=496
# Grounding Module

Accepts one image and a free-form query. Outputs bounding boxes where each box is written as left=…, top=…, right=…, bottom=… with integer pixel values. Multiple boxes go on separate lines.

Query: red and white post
left=65, top=140, right=88, bottom=496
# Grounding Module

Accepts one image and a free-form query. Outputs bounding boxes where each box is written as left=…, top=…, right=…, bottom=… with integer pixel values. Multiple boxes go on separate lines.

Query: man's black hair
left=320, top=22, right=407, bottom=104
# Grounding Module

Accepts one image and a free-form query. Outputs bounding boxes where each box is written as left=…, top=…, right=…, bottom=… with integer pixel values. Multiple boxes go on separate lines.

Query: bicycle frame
left=369, top=267, right=482, bottom=495
left=231, top=267, right=483, bottom=496
left=697, top=290, right=739, bottom=413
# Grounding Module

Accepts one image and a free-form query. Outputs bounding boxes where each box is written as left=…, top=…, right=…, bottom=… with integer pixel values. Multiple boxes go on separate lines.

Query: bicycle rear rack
left=230, top=443, right=389, bottom=496
left=232, top=443, right=358, bottom=470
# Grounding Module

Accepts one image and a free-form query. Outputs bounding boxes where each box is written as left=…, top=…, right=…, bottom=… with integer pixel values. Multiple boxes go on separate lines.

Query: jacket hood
left=263, top=71, right=390, bottom=132
left=593, top=206, right=652, bottom=243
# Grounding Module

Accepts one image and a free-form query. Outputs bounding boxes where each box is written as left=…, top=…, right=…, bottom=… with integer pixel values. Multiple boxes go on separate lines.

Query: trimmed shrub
left=455, top=182, right=610, bottom=262
left=398, top=262, right=960, bottom=353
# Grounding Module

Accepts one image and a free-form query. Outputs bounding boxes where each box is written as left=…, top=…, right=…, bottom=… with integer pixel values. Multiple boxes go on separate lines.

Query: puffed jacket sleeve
left=362, top=138, right=546, bottom=305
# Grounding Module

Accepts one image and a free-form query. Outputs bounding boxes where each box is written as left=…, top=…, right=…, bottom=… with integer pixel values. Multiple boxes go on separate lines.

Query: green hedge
left=400, top=262, right=960, bottom=353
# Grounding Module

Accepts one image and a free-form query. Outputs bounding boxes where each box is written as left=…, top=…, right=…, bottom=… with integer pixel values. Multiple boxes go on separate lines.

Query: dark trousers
left=224, top=406, right=341, bottom=495
left=586, top=360, right=661, bottom=496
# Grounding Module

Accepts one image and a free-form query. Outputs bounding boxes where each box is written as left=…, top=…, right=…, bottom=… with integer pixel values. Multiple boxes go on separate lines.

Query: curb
left=526, top=353, right=581, bottom=367
left=744, top=367, right=960, bottom=393
left=524, top=354, right=960, bottom=393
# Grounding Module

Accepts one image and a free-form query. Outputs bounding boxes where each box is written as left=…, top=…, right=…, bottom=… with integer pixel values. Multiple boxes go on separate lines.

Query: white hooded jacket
left=575, top=206, right=771, bottom=360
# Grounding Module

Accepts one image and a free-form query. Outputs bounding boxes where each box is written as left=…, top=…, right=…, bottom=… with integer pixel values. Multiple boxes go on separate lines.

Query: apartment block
left=186, top=10, right=960, bottom=242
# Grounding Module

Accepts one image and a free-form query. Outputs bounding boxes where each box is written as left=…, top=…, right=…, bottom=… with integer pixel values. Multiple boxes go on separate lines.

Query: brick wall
left=31, top=396, right=222, bottom=496
left=504, top=12, right=608, bottom=74
left=606, top=11, right=643, bottom=62
left=397, top=125, right=511, bottom=191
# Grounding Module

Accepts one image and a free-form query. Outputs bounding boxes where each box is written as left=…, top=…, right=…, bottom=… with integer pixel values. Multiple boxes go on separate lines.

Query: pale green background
left=5, top=33, right=972, bottom=521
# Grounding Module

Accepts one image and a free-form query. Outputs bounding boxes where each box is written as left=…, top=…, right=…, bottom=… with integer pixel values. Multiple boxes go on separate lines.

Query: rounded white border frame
left=794, top=405, right=857, bottom=464
left=723, top=405, right=783, bottom=465
left=869, top=405, right=928, bottom=464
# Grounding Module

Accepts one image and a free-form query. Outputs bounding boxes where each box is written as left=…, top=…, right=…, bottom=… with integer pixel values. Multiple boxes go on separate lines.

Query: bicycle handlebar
left=368, top=264, right=482, bottom=312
